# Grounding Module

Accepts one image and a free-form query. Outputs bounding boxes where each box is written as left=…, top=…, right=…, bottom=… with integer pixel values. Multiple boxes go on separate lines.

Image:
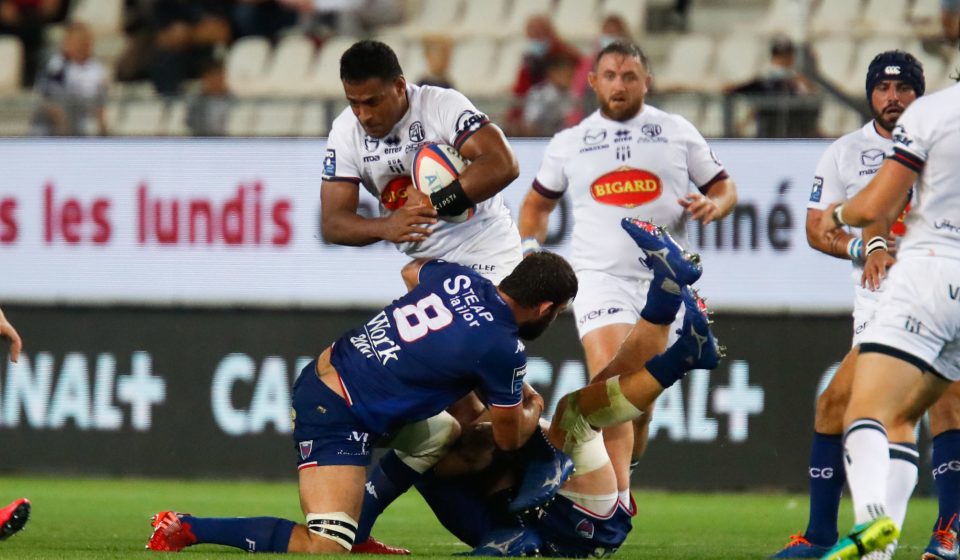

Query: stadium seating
left=813, top=37, right=856, bottom=92
left=113, top=100, right=166, bottom=136
left=226, top=37, right=272, bottom=98
left=454, top=0, right=509, bottom=38
left=300, top=102, right=330, bottom=137
left=601, top=0, right=648, bottom=39
left=71, top=0, right=123, bottom=37
left=448, top=38, right=499, bottom=96
left=862, top=0, right=912, bottom=35
left=307, top=36, right=361, bottom=97
left=0, top=37, right=23, bottom=95
left=653, top=34, right=713, bottom=92
left=254, top=101, right=302, bottom=136
left=810, top=0, right=863, bottom=36
left=226, top=101, right=257, bottom=136
left=710, top=35, right=764, bottom=92
left=554, top=0, right=601, bottom=41
left=501, top=0, right=553, bottom=38
left=261, top=35, right=316, bottom=97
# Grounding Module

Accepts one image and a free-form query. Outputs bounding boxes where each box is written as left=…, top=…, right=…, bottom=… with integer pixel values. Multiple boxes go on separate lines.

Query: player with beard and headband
left=146, top=253, right=578, bottom=555
left=771, top=51, right=960, bottom=560
left=812, top=46, right=960, bottom=560
left=517, top=40, right=737, bottom=497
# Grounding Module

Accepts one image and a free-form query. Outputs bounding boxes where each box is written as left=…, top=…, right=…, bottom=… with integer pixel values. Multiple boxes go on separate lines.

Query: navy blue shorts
left=536, top=494, right=634, bottom=557
left=291, top=360, right=378, bottom=470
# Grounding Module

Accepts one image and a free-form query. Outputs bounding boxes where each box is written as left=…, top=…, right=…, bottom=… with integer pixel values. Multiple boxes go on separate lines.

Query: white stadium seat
left=554, top=0, right=601, bottom=41
left=657, top=96, right=704, bottom=131
left=818, top=99, right=862, bottom=138
left=384, top=0, right=463, bottom=38
left=226, top=37, right=271, bottom=97
left=162, top=100, right=188, bottom=136
left=600, top=0, right=647, bottom=39
left=654, top=34, right=714, bottom=92
left=71, top=0, right=123, bottom=36
left=305, top=36, right=360, bottom=98
left=0, top=36, right=23, bottom=94
left=113, top=100, right=165, bottom=136
left=254, top=102, right=302, bottom=136
left=478, top=37, right=527, bottom=96
left=454, top=0, right=509, bottom=38
left=851, top=37, right=906, bottom=95
left=300, top=102, right=329, bottom=137
left=709, top=35, right=764, bottom=92
left=813, top=37, right=856, bottom=92
left=861, top=0, right=911, bottom=35
left=263, top=35, right=316, bottom=97
left=811, top=0, right=863, bottom=36
left=226, top=101, right=257, bottom=136
left=500, top=0, right=553, bottom=38
left=447, top=38, right=499, bottom=97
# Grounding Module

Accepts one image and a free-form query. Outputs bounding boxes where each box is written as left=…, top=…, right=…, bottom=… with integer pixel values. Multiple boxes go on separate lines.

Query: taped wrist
left=429, top=179, right=474, bottom=217
left=846, top=238, right=863, bottom=260
left=521, top=237, right=542, bottom=257
left=866, top=236, right=888, bottom=256
left=306, top=512, right=358, bottom=550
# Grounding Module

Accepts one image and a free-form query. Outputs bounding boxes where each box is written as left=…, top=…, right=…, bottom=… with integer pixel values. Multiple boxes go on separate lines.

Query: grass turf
left=0, top=476, right=941, bottom=559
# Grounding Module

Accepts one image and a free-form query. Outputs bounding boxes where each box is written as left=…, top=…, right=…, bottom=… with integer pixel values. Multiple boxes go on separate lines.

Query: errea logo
left=884, top=65, right=901, bottom=75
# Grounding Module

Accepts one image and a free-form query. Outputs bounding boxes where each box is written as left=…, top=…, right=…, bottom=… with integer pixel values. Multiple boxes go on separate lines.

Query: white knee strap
left=389, top=411, right=459, bottom=473
left=306, top=512, right=358, bottom=551
left=567, top=427, right=611, bottom=476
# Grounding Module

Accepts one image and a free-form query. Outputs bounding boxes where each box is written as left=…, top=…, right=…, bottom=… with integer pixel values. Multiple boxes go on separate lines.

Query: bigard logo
left=590, top=167, right=662, bottom=207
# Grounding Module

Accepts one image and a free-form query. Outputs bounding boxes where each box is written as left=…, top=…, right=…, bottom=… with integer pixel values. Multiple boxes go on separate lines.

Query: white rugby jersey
left=807, top=121, right=911, bottom=285
left=889, top=82, right=960, bottom=261
left=534, top=105, right=726, bottom=280
left=322, top=83, right=515, bottom=259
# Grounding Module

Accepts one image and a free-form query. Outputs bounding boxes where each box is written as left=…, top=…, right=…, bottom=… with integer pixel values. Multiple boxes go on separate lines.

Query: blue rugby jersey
left=329, top=260, right=527, bottom=434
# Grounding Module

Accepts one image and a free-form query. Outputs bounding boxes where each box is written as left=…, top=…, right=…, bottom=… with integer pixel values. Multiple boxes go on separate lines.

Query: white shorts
left=858, top=257, right=960, bottom=381
left=572, top=270, right=683, bottom=342
left=852, top=285, right=882, bottom=347
left=440, top=223, right=522, bottom=284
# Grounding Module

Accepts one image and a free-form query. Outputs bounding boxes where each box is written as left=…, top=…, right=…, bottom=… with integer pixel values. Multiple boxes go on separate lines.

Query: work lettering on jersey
left=322, top=83, right=515, bottom=259
left=887, top=83, right=960, bottom=261
left=329, top=260, right=526, bottom=434
left=532, top=106, right=726, bottom=281
left=807, top=121, right=913, bottom=284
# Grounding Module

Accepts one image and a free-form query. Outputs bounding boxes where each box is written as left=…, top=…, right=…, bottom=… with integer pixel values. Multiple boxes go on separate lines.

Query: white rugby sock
left=844, top=418, right=891, bottom=524
left=885, top=442, right=919, bottom=529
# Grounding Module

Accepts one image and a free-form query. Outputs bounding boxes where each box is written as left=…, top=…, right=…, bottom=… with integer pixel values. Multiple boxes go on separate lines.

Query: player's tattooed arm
left=321, top=180, right=437, bottom=245
left=456, top=125, right=520, bottom=205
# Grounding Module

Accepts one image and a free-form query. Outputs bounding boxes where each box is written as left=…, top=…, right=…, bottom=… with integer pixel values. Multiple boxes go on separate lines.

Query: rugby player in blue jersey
left=146, top=252, right=578, bottom=554
left=386, top=219, right=723, bottom=557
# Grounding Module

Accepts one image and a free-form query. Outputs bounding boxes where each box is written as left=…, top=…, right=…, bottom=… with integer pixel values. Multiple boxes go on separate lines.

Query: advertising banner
left=2, top=304, right=935, bottom=492
left=0, top=138, right=855, bottom=312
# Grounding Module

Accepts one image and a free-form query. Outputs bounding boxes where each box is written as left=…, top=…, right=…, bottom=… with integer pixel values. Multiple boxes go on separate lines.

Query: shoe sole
left=826, top=520, right=899, bottom=560
left=0, top=501, right=30, bottom=540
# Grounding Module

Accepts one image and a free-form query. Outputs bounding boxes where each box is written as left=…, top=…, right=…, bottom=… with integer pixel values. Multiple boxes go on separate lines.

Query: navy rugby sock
left=932, top=430, right=960, bottom=533
left=356, top=450, right=421, bottom=543
left=639, top=276, right=682, bottom=325
left=644, top=337, right=694, bottom=388
left=181, top=515, right=295, bottom=552
left=802, top=432, right=845, bottom=546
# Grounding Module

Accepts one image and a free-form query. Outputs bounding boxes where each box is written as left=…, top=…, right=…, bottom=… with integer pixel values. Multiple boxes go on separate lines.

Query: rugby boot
left=922, top=515, right=959, bottom=560
left=459, top=527, right=542, bottom=557
left=770, top=533, right=833, bottom=558
left=508, top=444, right=574, bottom=514
left=678, top=287, right=722, bottom=370
left=147, top=511, right=197, bottom=552
left=0, top=498, right=30, bottom=541
left=820, top=516, right=898, bottom=560
left=352, top=536, right=411, bottom=555
left=621, top=218, right=703, bottom=290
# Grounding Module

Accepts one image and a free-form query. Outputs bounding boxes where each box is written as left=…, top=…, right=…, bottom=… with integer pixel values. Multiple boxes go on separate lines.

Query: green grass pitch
left=0, top=476, right=941, bottom=559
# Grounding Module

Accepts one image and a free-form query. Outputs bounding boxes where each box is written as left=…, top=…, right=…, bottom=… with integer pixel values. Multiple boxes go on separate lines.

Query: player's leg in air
left=513, top=218, right=704, bottom=510
left=146, top=357, right=440, bottom=555
left=0, top=498, right=30, bottom=541
left=923, top=386, right=960, bottom=560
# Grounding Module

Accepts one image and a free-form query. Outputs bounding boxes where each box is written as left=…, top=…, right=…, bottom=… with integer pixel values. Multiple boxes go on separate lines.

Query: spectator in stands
left=231, top=0, right=299, bottom=41
left=943, top=0, right=960, bottom=44
left=726, top=35, right=820, bottom=138
left=186, top=59, right=232, bottom=136
left=567, top=14, right=633, bottom=126
left=149, top=0, right=232, bottom=95
left=522, top=54, right=577, bottom=136
left=0, top=0, right=64, bottom=87
left=30, top=22, right=108, bottom=136
left=416, top=35, right=453, bottom=89
left=505, top=14, right=581, bottom=134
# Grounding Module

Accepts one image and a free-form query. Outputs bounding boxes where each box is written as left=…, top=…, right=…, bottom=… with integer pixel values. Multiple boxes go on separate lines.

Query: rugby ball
left=411, top=143, right=473, bottom=223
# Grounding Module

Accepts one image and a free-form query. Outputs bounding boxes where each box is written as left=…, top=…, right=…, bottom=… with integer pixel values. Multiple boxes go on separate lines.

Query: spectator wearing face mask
left=505, top=14, right=580, bottom=134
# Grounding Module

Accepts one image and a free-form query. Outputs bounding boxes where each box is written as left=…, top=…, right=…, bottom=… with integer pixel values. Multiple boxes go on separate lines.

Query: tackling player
left=404, top=219, right=722, bottom=557
left=771, top=51, right=960, bottom=560
left=321, top=40, right=522, bottom=287
left=145, top=253, right=578, bottom=555
left=814, top=58, right=960, bottom=560
left=0, top=307, right=30, bottom=542
left=517, top=40, right=737, bottom=492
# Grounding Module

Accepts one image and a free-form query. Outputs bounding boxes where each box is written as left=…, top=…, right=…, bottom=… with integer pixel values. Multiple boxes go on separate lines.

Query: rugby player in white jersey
left=773, top=51, right=960, bottom=560
left=321, top=40, right=522, bottom=287
left=814, top=63, right=960, bottom=560
left=319, top=40, right=525, bottom=554
left=517, top=40, right=737, bottom=490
